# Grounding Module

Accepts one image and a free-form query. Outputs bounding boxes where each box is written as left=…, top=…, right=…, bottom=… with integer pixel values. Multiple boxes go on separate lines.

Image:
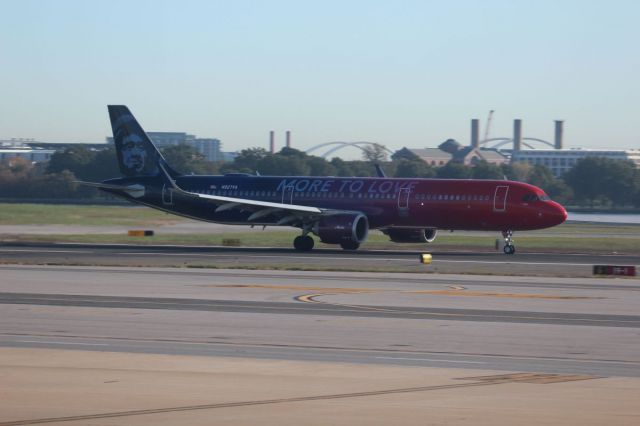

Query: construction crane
left=483, top=109, right=494, bottom=143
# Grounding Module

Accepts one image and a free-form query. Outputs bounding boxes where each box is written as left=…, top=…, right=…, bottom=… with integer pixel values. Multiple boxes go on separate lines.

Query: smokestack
left=470, top=119, right=480, bottom=148
left=285, top=130, right=291, bottom=148
left=269, top=131, right=275, bottom=154
left=513, top=119, right=522, bottom=152
left=554, top=120, right=564, bottom=149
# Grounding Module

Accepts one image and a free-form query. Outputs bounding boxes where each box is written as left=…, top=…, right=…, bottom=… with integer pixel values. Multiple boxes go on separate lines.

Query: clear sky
left=1, top=0, right=639, bottom=156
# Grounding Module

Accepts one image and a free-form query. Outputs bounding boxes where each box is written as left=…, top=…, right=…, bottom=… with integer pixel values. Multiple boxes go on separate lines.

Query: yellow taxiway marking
left=207, top=284, right=376, bottom=293
left=200, top=284, right=598, bottom=301
left=294, top=294, right=401, bottom=313
left=406, top=290, right=601, bottom=300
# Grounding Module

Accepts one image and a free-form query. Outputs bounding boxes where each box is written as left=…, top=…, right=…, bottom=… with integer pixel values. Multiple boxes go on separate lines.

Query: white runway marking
left=0, top=249, right=91, bottom=254
left=434, top=259, right=593, bottom=267
left=375, top=356, right=485, bottom=364
left=16, top=340, right=109, bottom=346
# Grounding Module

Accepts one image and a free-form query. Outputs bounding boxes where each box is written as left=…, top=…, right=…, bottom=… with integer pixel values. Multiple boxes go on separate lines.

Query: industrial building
left=0, top=140, right=56, bottom=163
left=512, top=149, right=640, bottom=177
left=404, top=117, right=639, bottom=177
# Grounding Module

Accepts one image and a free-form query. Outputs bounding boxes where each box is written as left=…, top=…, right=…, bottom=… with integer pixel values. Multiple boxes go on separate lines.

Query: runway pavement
left=2, top=265, right=640, bottom=424
left=1, top=265, right=639, bottom=377
left=1, top=241, right=639, bottom=276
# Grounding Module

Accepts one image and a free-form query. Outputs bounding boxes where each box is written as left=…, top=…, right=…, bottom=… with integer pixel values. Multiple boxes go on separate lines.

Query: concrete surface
left=1, top=348, right=639, bottom=426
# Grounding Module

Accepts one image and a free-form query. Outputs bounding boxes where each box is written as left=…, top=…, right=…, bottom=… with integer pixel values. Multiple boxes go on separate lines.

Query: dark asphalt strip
left=1, top=292, right=639, bottom=328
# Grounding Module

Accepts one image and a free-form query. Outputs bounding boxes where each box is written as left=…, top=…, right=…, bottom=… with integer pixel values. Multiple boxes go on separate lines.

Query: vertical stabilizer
left=108, top=105, right=164, bottom=177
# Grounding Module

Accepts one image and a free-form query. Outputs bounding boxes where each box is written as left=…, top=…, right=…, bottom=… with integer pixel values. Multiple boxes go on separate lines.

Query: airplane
left=79, top=105, right=567, bottom=255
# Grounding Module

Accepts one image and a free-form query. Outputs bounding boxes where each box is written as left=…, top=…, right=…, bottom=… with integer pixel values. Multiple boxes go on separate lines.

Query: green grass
left=3, top=231, right=640, bottom=254
left=0, top=203, right=180, bottom=226
left=1, top=203, right=640, bottom=254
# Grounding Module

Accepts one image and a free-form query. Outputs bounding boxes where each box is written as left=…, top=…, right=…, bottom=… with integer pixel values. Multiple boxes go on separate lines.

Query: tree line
left=0, top=144, right=639, bottom=208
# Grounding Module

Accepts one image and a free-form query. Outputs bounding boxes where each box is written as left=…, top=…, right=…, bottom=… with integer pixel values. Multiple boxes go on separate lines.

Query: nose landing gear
left=502, top=230, right=515, bottom=255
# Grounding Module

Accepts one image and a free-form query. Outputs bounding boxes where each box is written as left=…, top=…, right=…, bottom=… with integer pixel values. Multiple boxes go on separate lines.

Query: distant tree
left=329, top=158, right=355, bottom=176
left=391, top=147, right=421, bottom=162
left=256, top=155, right=310, bottom=176
left=161, top=145, right=211, bottom=175
left=521, top=164, right=571, bottom=202
left=233, top=148, right=269, bottom=171
left=46, top=146, right=93, bottom=175
left=347, top=160, right=377, bottom=177
left=501, top=162, right=532, bottom=182
left=77, top=146, right=120, bottom=181
left=436, top=162, right=471, bottom=179
left=361, top=144, right=389, bottom=163
left=278, top=147, right=308, bottom=158
left=564, top=157, right=636, bottom=206
left=633, top=173, right=640, bottom=207
left=394, top=159, right=436, bottom=178
left=306, top=156, right=336, bottom=176
left=601, top=159, right=636, bottom=206
left=471, top=161, right=503, bottom=180
left=527, top=165, right=556, bottom=189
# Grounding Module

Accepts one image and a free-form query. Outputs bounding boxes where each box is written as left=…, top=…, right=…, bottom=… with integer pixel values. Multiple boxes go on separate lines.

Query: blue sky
left=1, top=0, right=639, bottom=155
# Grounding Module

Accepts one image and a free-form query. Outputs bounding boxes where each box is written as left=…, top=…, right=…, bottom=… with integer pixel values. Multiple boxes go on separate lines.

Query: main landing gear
left=502, top=230, right=515, bottom=255
left=293, top=235, right=360, bottom=251
left=293, top=235, right=314, bottom=251
left=340, top=241, right=360, bottom=250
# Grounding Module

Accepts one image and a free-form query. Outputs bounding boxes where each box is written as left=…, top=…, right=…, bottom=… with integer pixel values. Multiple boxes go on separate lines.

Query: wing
left=157, top=164, right=348, bottom=227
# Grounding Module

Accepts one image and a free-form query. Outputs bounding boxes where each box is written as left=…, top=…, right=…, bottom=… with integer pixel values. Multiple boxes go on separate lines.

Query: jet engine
left=384, top=228, right=437, bottom=243
left=314, top=213, right=369, bottom=245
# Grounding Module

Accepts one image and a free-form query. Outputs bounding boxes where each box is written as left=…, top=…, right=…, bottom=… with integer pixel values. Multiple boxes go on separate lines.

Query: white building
left=511, top=149, right=640, bottom=177
left=0, top=148, right=55, bottom=163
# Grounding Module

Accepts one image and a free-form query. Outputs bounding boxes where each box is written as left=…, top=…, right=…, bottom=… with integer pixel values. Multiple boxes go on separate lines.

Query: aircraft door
left=162, top=184, right=173, bottom=205
left=281, top=184, right=294, bottom=204
left=493, top=185, right=508, bottom=212
left=398, top=188, right=410, bottom=217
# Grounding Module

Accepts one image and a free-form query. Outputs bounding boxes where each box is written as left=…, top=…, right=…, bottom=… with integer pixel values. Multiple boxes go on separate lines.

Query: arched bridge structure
left=306, top=141, right=395, bottom=158
left=480, top=137, right=555, bottom=150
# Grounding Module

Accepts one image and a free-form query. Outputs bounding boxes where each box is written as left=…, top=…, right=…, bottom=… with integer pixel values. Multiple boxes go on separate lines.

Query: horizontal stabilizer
left=75, top=181, right=145, bottom=198
left=74, top=181, right=133, bottom=191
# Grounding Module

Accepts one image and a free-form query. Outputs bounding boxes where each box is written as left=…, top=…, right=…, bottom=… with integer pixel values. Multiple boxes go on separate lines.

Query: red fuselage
left=112, top=175, right=567, bottom=232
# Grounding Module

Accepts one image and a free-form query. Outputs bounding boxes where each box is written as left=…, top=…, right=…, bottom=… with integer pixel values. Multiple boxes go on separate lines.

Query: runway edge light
left=419, top=253, right=432, bottom=264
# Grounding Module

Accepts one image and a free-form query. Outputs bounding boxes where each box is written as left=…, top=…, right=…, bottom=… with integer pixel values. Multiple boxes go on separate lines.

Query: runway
left=1, top=242, right=639, bottom=276
left=2, top=292, right=639, bottom=328
left=1, top=265, right=639, bottom=378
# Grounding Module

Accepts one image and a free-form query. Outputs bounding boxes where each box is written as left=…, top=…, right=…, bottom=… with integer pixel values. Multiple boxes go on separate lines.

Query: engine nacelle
left=385, top=228, right=437, bottom=243
left=314, top=213, right=369, bottom=245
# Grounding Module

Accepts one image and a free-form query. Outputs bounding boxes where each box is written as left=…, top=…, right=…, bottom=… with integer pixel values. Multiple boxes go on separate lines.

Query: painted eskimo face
left=121, top=134, right=147, bottom=172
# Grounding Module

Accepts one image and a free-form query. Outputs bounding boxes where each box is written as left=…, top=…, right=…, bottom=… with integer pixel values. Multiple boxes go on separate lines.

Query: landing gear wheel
left=501, top=230, right=515, bottom=255
left=340, top=241, right=360, bottom=250
left=293, top=235, right=314, bottom=251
